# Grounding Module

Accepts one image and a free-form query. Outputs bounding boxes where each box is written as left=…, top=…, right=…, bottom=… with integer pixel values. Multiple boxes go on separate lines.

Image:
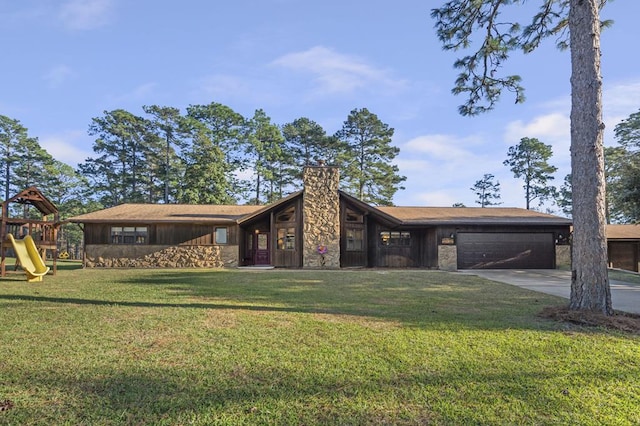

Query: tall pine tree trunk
left=569, top=0, right=612, bottom=315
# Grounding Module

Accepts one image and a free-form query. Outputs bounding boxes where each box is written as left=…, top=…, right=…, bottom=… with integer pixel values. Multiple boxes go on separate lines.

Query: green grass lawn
left=609, top=268, right=640, bottom=285
left=1, top=265, right=639, bottom=425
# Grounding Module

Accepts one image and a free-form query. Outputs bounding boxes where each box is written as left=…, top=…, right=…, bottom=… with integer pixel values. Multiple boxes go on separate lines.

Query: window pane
left=111, top=227, right=122, bottom=244
left=380, top=231, right=390, bottom=246
left=346, top=209, right=363, bottom=223
left=347, top=228, right=363, bottom=251
left=111, top=226, right=147, bottom=244
left=276, top=207, right=295, bottom=222
left=136, top=227, right=148, bottom=244
left=277, top=228, right=285, bottom=250
left=379, top=230, right=410, bottom=247
left=215, top=227, right=228, bottom=244
left=277, top=227, right=295, bottom=250
left=285, top=227, right=295, bottom=250
left=257, top=233, right=268, bottom=250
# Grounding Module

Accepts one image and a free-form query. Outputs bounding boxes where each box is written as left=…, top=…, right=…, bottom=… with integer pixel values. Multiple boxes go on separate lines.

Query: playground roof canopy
left=3, top=187, right=58, bottom=217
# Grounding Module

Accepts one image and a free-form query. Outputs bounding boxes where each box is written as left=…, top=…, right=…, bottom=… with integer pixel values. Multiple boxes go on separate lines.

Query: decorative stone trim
left=438, top=245, right=458, bottom=271
left=84, top=244, right=238, bottom=268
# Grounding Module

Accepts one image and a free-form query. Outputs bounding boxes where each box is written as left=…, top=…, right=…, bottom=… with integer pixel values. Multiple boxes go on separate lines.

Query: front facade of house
left=69, top=166, right=572, bottom=270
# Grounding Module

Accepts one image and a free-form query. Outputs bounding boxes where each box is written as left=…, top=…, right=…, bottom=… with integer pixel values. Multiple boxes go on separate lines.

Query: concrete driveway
left=458, top=269, right=640, bottom=314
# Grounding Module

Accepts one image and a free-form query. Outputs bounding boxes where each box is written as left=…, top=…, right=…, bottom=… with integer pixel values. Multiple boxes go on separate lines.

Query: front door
left=254, top=232, right=270, bottom=265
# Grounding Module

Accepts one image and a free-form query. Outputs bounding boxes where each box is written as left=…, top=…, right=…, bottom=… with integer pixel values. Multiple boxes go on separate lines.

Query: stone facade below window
left=84, top=244, right=238, bottom=268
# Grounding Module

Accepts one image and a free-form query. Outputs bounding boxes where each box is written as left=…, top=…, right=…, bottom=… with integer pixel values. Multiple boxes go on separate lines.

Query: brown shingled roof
left=376, top=206, right=572, bottom=226
left=607, top=224, right=640, bottom=240
left=68, top=203, right=263, bottom=224
left=68, top=200, right=573, bottom=227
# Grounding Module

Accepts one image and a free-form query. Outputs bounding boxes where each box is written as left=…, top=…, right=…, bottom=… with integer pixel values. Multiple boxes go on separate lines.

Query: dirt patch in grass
left=539, top=306, right=640, bottom=334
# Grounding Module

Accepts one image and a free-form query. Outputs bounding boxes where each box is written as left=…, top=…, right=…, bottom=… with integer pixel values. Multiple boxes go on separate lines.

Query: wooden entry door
left=254, top=232, right=270, bottom=265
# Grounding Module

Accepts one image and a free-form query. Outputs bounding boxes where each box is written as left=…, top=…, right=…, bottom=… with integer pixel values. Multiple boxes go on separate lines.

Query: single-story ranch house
left=69, top=166, right=572, bottom=270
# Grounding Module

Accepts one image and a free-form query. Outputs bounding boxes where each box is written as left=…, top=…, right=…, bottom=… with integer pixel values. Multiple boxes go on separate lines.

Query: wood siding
left=370, top=224, right=434, bottom=268
left=84, top=223, right=239, bottom=246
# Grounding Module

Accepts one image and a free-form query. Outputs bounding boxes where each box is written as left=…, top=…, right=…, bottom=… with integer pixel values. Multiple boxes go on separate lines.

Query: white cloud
left=403, top=134, right=481, bottom=161
left=40, top=130, right=93, bottom=167
left=271, top=46, right=407, bottom=96
left=43, top=64, right=75, bottom=88
left=395, top=132, right=514, bottom=207
left=531, top=78, right=640, bottom=146
left=603, top=79, right=640, bottom=119
left=407, top=190, right=460, bottom=207
left=59, top=0, right=114, bottom=30
left=602, top=79, right=640, bottom=144
left=503, top=113, right=570, bottom=146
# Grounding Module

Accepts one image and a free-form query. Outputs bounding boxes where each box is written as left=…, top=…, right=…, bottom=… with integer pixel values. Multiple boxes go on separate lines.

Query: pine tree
left=503, top=137, right=557, bottom=210
left=471, top=174, right=502, bottom=207
left=336, top=108, right=405, bottom=206
left=432, top=0, right=613, bottom=314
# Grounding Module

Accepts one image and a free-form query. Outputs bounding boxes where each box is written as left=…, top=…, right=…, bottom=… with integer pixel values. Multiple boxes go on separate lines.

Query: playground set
left=1, top=187, right=60, bottom=282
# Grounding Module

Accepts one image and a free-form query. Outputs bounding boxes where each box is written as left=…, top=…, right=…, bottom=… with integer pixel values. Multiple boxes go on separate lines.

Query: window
left=346, top=228, right=363, bottom=251
left=111, top=226, right=148, bottom=244
left=345, top=208, right=364, bottom=223
left=215, top=227, right=228, bottom=244
left=277, top=227, right=295, bottom=250
left=276, top=206, right=295, bottom=222
left=380, top=231, right=411, bottom=247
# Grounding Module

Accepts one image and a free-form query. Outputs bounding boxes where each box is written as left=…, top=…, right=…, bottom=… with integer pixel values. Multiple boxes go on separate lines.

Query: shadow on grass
left=0, top=269, right=564, bottom=331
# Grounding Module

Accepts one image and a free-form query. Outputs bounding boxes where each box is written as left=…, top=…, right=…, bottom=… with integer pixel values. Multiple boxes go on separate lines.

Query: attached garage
left=457, top=232, right=555, bottom=269
left=376, top=206, right=571, bottom=271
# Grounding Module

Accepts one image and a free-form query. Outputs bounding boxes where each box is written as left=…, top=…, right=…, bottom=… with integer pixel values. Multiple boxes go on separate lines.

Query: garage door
left=457, top=233, right=555, bottom=269
left=608, top=242, right=638, bottom=272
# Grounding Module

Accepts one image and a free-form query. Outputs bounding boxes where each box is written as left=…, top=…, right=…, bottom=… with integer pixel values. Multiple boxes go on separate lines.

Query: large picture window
left=277, top=227, right=296, bottom=250
left=380, top=231, right=411, bottom=247
left=111, top=226, right=148, bottom=244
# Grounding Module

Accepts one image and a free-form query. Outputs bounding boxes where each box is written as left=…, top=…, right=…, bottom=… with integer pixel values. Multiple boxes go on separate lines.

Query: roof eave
left=399, top=219, right=573, bottom=226
left=68, top=218, right=242, bottom=224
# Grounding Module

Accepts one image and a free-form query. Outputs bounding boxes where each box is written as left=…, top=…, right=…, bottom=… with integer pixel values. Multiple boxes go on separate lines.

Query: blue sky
left=1, top=0, right=639, bottom=210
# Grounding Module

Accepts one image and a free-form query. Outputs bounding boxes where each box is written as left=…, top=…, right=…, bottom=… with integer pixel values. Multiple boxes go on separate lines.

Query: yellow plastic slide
left=7, top=234, right=50, bottom=282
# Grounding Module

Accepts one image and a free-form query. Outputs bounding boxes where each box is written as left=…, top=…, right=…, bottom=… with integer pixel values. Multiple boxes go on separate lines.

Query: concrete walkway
left=458, top=269, right=640, bottom=314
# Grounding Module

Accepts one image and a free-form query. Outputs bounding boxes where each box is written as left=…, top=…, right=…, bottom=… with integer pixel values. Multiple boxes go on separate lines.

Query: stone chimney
left=302, top=164, right=340, bottom=268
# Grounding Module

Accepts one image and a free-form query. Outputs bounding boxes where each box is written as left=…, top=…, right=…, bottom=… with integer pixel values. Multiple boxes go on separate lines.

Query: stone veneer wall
left=302, top=166, right=340, bottom=268
left=438, top=245, right=458, bottom=271
left=84, top=244, right=238, bottom=268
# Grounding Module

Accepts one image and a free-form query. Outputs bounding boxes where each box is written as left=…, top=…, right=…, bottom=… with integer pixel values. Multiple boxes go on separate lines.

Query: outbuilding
left=607, top=224, right=640, bottom=272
